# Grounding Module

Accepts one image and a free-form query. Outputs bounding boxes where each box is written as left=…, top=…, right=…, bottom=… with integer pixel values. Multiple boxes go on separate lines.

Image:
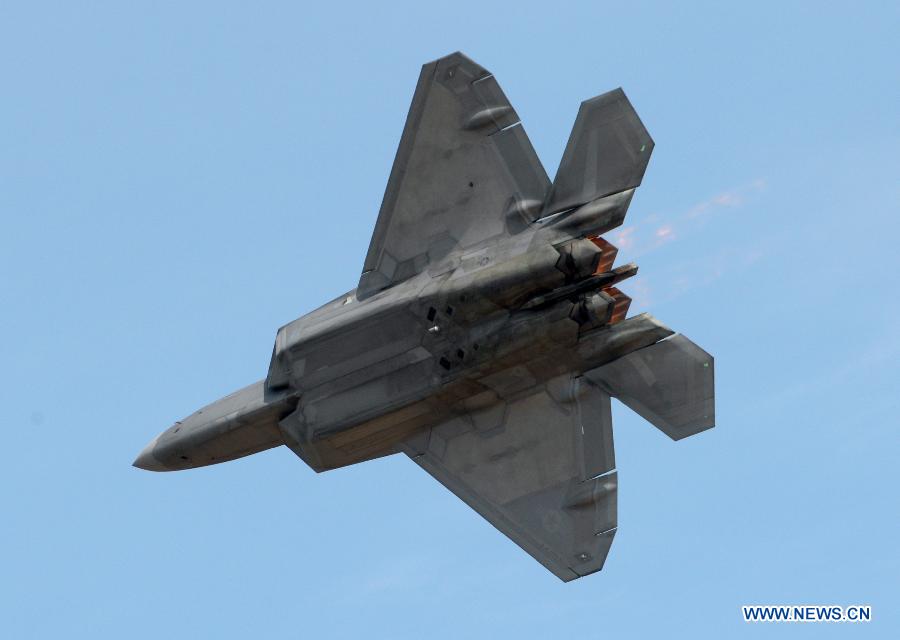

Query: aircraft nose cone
left=133, top=436, right=168, bottom=472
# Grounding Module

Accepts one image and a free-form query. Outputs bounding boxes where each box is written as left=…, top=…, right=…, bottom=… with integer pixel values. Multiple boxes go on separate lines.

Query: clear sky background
left=1, top=2, right=897, bottom=637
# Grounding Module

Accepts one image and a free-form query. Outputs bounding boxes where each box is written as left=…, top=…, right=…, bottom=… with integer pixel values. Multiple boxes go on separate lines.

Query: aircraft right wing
left=402, top=375, right=618, bottom=581
left=402, top=332, right=714, bottom=581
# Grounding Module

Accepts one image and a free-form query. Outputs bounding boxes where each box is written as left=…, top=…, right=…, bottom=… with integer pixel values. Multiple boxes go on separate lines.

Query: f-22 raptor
left=134, top=52, right=715, bottom=581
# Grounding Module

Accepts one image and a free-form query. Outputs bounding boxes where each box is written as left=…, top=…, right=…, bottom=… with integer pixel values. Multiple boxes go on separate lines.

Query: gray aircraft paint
left=134, top=52, right=715, bottom=582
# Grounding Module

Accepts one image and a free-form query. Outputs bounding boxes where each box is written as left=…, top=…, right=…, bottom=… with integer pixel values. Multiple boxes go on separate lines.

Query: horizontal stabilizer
left=585, top=335, right=714, bottom=440
left=543, top=89, right=654, bottom=217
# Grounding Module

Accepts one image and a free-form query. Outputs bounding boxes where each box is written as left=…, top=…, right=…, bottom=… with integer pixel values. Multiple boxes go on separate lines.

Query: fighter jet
left=134, top=52, right=715, bottom=581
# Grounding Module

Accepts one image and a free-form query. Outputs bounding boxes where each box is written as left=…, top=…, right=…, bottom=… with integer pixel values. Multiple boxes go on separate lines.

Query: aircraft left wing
left=402, top=375, right=618, bottom=581
left=358, top=52, right=550, bottom=300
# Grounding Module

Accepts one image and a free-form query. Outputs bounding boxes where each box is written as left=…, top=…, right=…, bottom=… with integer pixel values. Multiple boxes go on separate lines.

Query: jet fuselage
left=134, top=51, right=715, bottom=581
left=134, top=209, right=651, bottom=473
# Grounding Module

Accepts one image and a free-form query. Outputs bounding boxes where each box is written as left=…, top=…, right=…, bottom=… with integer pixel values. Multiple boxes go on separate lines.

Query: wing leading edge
left=402, top=375, right=618, bottom=581
left=358, top=52, right=550, bottom=300
left=402, top=333, right=714, bottom=581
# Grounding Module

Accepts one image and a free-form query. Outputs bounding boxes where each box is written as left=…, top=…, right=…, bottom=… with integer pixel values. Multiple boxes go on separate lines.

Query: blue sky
left=1, top=1, right=897, bottom=637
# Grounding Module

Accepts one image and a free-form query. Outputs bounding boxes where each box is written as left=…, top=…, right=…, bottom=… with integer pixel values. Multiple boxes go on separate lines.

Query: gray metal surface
left=134, top=51, right=716, bottom=582
left=358, top=52, right=550, bottom=300
left=585, top=335, right=715, bottom=440
left=403, top=376, right=617, bottom=581
left=134, top=380, right=292, bottom=472
left=542, top=88, right=654, bottom=217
